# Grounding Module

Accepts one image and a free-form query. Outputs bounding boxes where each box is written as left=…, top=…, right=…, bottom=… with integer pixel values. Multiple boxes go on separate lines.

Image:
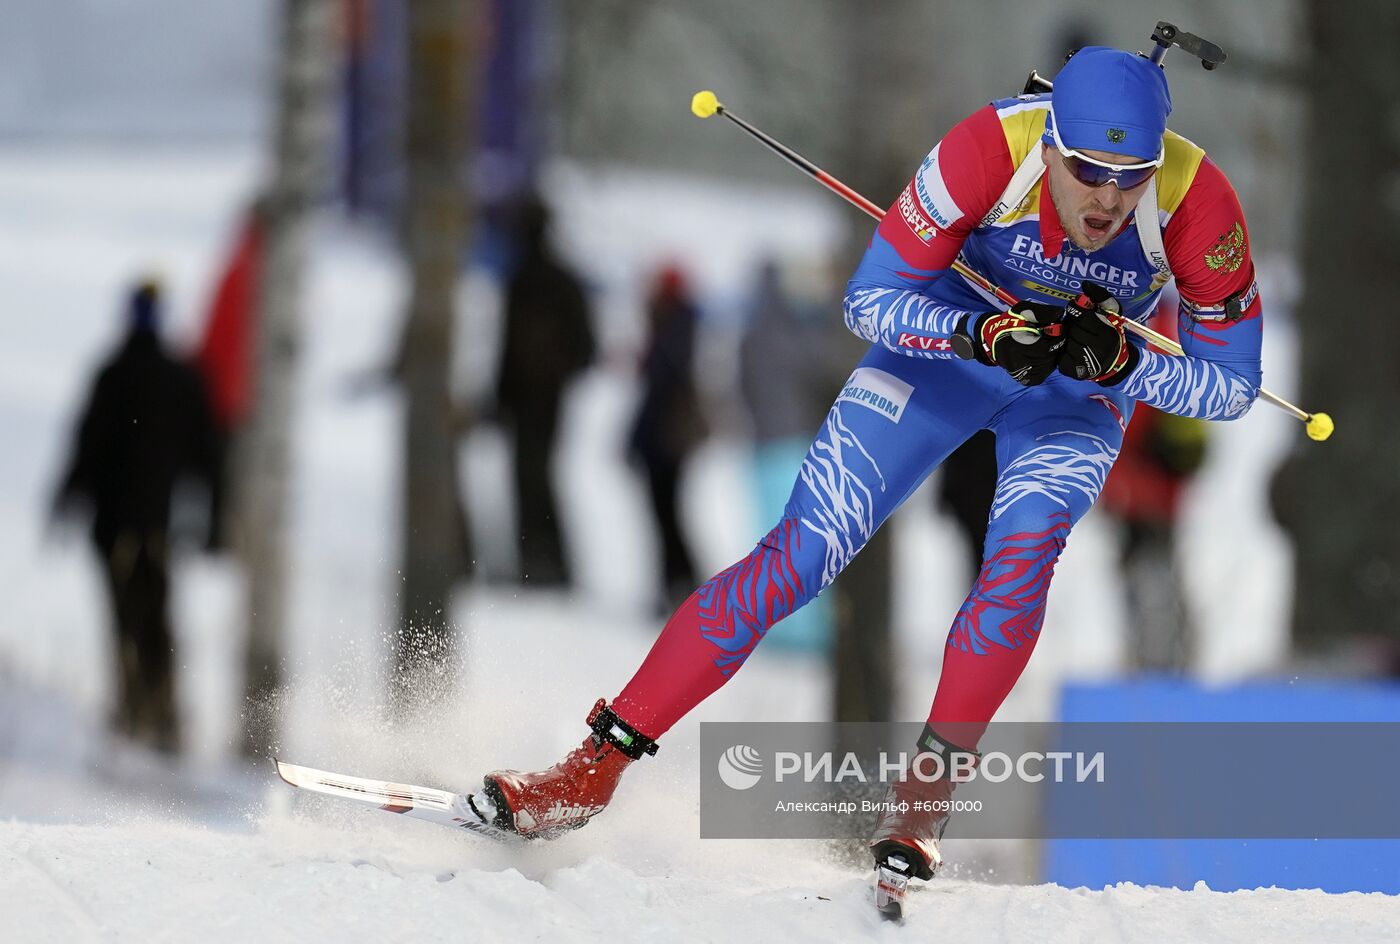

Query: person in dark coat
left=495, top=197, right=596, bottom=587
left=53, top=280, right=219, bottom=753
left=628, top=265, right=707, bottom=611
left=937, top=431, right=999, bottom=583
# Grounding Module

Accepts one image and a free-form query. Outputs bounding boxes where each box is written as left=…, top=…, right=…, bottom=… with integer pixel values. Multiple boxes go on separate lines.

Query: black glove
left=1056, top=282, right=1140, bottom=386
left=951, top=300, right=1067, bottom=387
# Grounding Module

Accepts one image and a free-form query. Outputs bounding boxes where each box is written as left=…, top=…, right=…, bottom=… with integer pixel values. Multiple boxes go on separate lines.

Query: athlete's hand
left=952, top=301, right=1067, bottom=387
left=1056, top=282, right=1140, bottom=386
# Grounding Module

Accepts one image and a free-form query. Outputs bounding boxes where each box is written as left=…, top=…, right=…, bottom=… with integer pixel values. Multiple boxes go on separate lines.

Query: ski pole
left=690, top=89, right=1333, bottom=443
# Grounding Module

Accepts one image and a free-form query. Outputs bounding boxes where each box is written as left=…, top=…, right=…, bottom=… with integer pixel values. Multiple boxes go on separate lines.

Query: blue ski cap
left=1045, top=46, right=1172, bottom=162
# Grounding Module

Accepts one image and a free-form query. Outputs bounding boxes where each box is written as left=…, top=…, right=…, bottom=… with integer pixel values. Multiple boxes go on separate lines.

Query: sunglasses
left=1049, top=113, right=1163, bottom=190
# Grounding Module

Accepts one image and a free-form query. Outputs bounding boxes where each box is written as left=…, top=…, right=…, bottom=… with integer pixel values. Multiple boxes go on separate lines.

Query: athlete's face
left=1041, top=143, right=1153, bottom=252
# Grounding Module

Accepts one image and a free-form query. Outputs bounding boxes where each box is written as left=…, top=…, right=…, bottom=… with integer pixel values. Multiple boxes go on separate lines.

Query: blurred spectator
left=52, top=279, right=219, bottom=753
left=1099, top=298, right=1208, bottom=673
left=495, top=195, right=595, bottom=587
left=738, top=259, right=843, bottom=652
left=628, top=264, right=707, bottom=612
left=195, top=198, right=266, bottom=552
left=937, top=431, right=998, bottom=583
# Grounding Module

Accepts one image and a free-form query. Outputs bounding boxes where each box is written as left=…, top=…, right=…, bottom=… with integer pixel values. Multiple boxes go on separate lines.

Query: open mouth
left=1082, top=214, right=1115, bottom=238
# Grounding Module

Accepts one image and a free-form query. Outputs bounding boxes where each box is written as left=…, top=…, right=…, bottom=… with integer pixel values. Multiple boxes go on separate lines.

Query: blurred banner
left=1047, top=679, right=1400, bottom=893
left=341, top=0, right=545, bottom=221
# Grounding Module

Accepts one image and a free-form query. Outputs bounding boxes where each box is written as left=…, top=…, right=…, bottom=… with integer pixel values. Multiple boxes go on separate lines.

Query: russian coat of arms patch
left=1204, top=222, right=1247, bottom=273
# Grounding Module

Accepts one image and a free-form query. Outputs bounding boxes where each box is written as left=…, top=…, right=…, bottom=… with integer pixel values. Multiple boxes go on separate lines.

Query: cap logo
left=1106, top=128, right=1127, bottom=144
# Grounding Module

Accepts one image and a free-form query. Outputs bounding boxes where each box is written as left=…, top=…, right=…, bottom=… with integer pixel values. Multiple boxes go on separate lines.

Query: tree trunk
left=830, top=0, right=927, bottom=726
left=391, top=0, right=475, bottom=712
left=1283, top=3, right=1400, bottom=653
left=239, top=0, right=337, bottom=758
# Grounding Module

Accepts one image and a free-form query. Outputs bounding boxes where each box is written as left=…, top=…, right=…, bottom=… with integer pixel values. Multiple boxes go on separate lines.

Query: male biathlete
left=473, top=45, right=1263, bottom=882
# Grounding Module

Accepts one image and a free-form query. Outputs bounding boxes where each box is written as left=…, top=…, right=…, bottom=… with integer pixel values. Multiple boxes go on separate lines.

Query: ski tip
left=273, top=758, right=305, bottom=787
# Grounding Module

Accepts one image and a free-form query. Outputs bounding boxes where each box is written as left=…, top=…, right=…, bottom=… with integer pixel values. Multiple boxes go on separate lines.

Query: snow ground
left=1, top=145, right=1386, bottom=942
left=6, top=605, right=1397, bottom=943
left=7, top=817, right=1399, bottom=943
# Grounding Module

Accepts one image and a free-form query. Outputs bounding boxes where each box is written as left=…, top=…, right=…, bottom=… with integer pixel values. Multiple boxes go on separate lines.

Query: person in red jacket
left=1098, top=291, right=1209, bottom=672
left=195, top=199, right=266, bottom=552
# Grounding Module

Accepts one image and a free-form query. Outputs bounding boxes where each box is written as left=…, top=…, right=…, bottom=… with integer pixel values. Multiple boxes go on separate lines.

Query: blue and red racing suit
left=612, top=94, right=1263, bottom=748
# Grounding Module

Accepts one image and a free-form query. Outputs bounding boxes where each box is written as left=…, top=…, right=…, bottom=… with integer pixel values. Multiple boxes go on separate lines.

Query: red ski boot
left=869, top=726, right=979, bottom=919
left=476, top=699, right=658, bottom=838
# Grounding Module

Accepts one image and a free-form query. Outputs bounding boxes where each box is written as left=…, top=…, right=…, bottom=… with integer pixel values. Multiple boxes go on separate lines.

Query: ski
left=874, top=855, right=914, bottom=921
left=273, top=759, right=519, bottom=844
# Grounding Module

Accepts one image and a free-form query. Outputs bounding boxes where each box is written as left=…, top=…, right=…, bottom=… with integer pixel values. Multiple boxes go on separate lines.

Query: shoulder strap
left=1134, top=178, right=1172, bottom=280
left=979, top=147, right=1046, bottom=227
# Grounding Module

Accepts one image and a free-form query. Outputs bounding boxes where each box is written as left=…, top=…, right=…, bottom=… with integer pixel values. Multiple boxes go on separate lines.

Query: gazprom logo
left=837, top=367, right=914, bottom=423
left=718, top=745, right=764, bottom=790
left=913, top=142, right=964, bottom=230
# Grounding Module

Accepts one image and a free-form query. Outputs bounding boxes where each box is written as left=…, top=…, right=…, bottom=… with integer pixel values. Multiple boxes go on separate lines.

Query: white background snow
left=0, top=3, right=1393, bottom=936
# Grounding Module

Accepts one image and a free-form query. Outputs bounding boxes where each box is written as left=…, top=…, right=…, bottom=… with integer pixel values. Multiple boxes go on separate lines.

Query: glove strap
left=1067, top=289, right=1137, bottom=385
left=1091, top=337, right=1140, bottom=386
left=977, top=311, right=1037, bottom=364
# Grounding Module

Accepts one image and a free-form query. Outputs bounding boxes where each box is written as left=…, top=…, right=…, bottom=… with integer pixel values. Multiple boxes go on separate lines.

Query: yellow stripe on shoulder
left=996, top=101, right=1049, bottom=165
left=993, top=102, right=1050, bottom=224
left=1156, top=129, right=1206, bottom=214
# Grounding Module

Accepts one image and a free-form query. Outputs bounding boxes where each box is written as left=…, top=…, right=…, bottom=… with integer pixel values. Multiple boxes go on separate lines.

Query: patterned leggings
left=613, top=345, right=1130, bottom=750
